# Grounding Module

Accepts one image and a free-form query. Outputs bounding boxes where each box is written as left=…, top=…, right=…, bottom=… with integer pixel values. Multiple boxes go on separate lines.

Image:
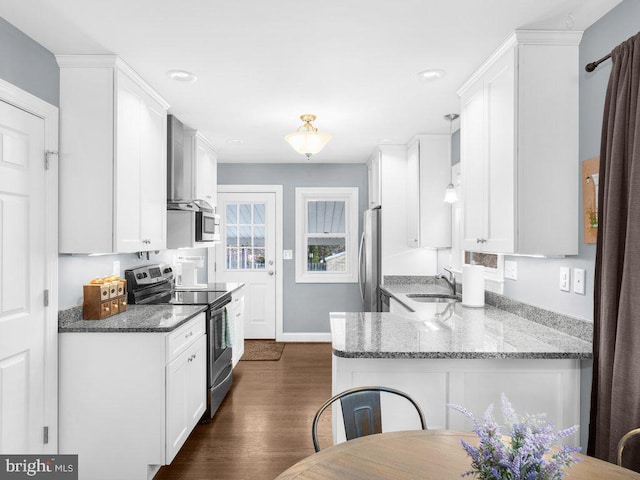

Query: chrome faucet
left=435, top=268, right=456, bottom=295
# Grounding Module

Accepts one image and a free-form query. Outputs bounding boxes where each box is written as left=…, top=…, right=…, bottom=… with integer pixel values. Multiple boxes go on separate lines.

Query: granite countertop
left=331, top=282, right=592, bottom=360
left=59, top=304, right=207, bottom=333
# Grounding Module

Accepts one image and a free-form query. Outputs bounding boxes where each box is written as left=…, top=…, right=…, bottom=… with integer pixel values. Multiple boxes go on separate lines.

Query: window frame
left=295, top=187, right=359, bottom=283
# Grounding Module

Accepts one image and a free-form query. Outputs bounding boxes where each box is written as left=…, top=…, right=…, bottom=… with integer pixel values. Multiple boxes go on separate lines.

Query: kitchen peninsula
left=330, top=281, right=592, bottom=447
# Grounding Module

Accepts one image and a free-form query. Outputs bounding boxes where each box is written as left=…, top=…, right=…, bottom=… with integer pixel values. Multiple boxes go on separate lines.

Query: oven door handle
left=210, top=297, right=232, bottom=316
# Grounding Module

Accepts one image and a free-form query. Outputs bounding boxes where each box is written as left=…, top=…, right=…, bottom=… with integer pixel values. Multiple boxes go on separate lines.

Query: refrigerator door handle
left=358, top=231, right=366, bottom=302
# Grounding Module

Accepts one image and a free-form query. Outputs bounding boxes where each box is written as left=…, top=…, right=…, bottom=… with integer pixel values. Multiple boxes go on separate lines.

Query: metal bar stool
left=311, top=386, right=427, bottom=452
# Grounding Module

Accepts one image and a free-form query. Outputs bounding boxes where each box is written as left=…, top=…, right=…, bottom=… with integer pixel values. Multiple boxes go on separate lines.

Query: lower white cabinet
left=227, top=288, right=245, bottom=366
left=59, top=313, right=206, bottom=480
left=166, top=335, right=207, bottom=463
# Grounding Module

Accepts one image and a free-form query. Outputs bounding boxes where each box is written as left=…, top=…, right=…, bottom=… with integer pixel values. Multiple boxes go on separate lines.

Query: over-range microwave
left=196, top=210, right=221, bottom=242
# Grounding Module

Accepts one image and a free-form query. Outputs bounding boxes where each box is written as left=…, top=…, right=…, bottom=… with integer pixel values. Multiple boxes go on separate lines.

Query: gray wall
left=0, top=16, right=59, bottom=106
left=218, top=163, right=368, bottom=333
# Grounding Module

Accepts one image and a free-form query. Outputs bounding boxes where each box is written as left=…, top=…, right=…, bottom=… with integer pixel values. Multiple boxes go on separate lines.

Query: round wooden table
left=275, top=430, right=640, bottom=479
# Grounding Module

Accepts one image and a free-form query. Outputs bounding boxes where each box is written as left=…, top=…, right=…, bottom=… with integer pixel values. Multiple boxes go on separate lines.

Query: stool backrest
left=311, top=386, right=427, bottom=452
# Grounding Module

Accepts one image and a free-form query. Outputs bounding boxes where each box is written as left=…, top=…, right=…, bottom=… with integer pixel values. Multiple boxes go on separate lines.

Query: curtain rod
left=585, top=53, right=612, bottom=72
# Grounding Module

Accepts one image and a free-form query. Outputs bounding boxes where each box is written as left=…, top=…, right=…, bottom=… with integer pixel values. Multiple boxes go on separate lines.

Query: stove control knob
left=136, top=273, right=144, bottom=280
left=163, top=267, right=172, bottom=274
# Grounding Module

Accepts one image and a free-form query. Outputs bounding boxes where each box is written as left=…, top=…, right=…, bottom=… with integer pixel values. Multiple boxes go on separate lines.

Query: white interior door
left=0, top=100, right=46, bottom=453
left=215, top=192, right=277, bottom=339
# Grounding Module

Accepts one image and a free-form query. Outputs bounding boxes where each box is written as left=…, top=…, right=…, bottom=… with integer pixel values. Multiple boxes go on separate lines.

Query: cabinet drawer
left=166, top=313, right=206, bottom=362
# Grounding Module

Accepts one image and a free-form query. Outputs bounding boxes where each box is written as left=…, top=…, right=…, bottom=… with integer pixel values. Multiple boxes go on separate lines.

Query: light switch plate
left=112, top=260, right=120, bottom=276
left=573, top=268, right=586, bottom=295
left=559, top=267, right=571, bottom=292
left=283, top=249, right=293, bottom=260
left=504, top=260, right=518, bottom=280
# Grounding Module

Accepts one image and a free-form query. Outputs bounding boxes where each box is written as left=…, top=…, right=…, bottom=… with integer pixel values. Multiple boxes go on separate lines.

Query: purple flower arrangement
left=448, top=394, right=581, bottom=479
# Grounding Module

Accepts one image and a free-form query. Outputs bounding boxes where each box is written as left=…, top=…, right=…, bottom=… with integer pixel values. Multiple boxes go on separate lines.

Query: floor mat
left=241, top=340, right=285, bottom=361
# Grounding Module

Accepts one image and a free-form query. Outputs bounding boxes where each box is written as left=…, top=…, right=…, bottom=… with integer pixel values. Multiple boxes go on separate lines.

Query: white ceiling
left=0, top=0, right=621, bottom=163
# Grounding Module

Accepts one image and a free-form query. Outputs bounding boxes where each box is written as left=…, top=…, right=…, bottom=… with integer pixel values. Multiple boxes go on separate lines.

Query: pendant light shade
left=444, top=183, right=458, bottom=203
left=443, top=113, right=459, bottom=203
left=285, top=114, right=332, bottom=158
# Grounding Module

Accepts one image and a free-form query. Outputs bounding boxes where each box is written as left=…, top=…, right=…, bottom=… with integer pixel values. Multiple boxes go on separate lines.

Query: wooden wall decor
left=582, top=157, right=600, bottom=244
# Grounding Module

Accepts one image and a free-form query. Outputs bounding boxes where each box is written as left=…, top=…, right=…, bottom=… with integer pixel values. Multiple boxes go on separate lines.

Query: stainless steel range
left=125, top=264, right=233, bottom=421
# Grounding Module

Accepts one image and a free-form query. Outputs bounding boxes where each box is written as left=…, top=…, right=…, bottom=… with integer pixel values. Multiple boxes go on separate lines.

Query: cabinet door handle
left=185, top=331, right=193, bottom=339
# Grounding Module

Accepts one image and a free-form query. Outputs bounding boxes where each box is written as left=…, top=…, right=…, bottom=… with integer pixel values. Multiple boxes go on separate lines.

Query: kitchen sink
left=406, top=294, right=458, bottom=303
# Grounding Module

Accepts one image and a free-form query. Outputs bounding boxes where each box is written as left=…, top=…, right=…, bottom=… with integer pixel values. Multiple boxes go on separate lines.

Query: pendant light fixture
left=443, top=113, right=459, bottom=203
left=284, top=114, right=332, bottom=158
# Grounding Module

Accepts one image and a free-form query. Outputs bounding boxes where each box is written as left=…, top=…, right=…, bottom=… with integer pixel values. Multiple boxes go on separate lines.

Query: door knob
left=268, top=270, right=274, bottom=276
left=268, top=260, right=274, bottom=265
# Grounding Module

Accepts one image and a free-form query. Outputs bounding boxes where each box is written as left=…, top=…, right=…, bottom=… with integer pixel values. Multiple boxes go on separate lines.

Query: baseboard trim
left=278, top=332, right=332, bottom=343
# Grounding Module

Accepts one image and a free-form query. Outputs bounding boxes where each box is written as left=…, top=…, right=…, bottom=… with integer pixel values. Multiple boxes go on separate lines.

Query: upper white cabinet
left=457, top=31, right=582, bottom=256
left=406, top=135, right=451, bottom=248
left=367, top=149, right=382, bottom=208
left=188, top=129, right=218, bottom=209
left=57, top=55, right=170, bottom=254
left=167, top=128, right=218, bottom=249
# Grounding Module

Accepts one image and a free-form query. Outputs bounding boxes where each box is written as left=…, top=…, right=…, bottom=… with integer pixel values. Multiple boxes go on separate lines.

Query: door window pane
left=225, top=201, right=267, bottom=270
left=254, top=226, right=265, bottom=247
left=239, top=204, right=251, bottom=224
left=253, top=204, right=265, bottom=224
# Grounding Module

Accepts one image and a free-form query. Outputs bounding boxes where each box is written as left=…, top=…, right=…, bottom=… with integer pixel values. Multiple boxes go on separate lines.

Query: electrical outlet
left=573, top=268, right=586, bottom=295
left=559, top=267, right=570, bottom=292
left=283, top=250, right=293, bottom=260
left=504, top=260, right=518, bottom=280
left=112, top=260, right=120, bottom=276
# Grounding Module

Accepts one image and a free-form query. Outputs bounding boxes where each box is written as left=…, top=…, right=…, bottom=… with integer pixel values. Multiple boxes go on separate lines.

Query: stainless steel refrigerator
left=359, top=206, right=381, bottom=312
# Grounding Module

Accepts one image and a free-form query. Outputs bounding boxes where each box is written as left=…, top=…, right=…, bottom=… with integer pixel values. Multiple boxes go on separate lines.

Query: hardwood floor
left=155, top=342, right=333, bottom=480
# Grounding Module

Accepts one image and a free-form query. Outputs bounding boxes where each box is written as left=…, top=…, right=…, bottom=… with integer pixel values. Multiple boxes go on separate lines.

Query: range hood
left=166, top=114, right=212, bottom=212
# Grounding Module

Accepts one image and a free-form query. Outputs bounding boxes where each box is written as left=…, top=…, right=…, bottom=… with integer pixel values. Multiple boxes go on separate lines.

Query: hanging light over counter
left=284, top=114, right=332, bottom=158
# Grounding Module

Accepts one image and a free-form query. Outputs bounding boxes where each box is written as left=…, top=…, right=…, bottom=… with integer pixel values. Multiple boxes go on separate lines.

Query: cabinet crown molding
left=56, top=54, right=170, bottom=109
left=184, top=127, right=218, bottom=153
left=457, top=30, right=584, bottom=97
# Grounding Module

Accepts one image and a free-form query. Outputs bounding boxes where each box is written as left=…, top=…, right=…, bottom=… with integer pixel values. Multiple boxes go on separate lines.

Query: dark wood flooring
left=154, top=342, right=333, bottom=480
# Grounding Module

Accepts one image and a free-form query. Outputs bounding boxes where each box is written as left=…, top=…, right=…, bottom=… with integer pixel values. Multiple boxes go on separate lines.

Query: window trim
left=295, top=187, right=359, bottom=283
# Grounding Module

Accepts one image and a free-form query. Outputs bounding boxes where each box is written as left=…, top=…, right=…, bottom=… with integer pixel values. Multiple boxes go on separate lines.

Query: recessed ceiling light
left=417, top=69, right=445, bottom=82
left=167, top=70, right=198, bottom=82
left=227, top=139, right=243, bottom=144
left=377, top=138, right=393, bottom=143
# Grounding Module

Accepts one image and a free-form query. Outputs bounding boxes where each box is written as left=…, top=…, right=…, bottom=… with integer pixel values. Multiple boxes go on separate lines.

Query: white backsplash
left=58, top=247, right=209, bottom=309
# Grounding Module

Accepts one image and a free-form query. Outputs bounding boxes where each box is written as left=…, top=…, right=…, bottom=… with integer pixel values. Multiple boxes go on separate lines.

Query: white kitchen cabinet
left=406, top=135, right=451, bottom=248
left=188, top=129, right=218, bottom=209
left=227, top=287, right=245, bottom=367
left=167, top=129, right=218, bottom=249
left=166, top=335, right=207, bottom=463
left=57, top=55, right=170, bottom=254
left=59, top=313, right=206, bottom=480
left=457, top=31, right=581, bottom=256
left=367, top=149, right=382, bottom=208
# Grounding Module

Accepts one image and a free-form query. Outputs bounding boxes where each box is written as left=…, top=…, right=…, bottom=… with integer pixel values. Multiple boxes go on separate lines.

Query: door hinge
left=44, top=289, right=49, bottom=307
left=43, top=426, right=49, bottom=444
left=44, top=150, right=58, bottom=170
left=214, top=262, right=217, bottom=272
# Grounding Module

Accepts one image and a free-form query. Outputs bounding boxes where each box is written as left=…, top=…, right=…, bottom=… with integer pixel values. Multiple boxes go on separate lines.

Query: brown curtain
left=588, top=31, right=640, bottom=469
